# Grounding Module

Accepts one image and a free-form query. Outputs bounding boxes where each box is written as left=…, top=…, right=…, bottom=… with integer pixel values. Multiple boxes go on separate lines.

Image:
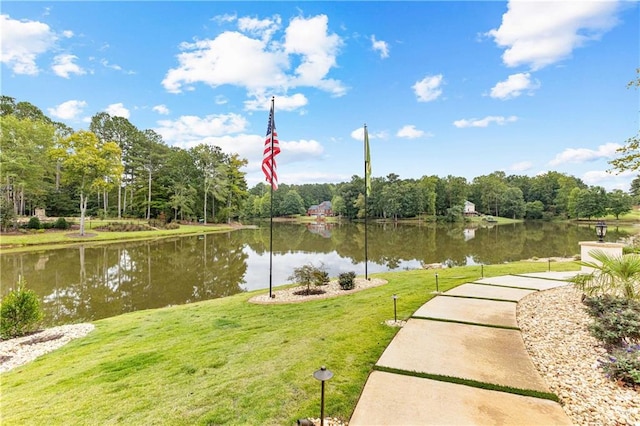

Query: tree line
left=1, top=95, right=638, bottom=228
left=0, top=96, right=248, bottom=231
left=244, top=171, right=638, bottom=222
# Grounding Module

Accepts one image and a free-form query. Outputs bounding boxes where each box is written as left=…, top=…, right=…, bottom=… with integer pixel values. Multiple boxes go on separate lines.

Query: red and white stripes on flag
left=261, top=102, right=281, bottom=190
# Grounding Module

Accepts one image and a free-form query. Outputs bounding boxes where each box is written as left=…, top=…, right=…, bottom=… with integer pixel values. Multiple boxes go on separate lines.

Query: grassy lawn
left=0, top=221, right=236, bottom=254
left=0, top=261, right=580, bottom=425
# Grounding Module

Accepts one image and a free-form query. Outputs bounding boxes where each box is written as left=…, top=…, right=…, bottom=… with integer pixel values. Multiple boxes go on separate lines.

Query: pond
left=0, top=221, right=626, bottom=326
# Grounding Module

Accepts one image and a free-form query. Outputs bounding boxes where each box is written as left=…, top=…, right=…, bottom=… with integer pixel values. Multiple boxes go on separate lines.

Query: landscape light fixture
left=313, top=366, right=334, bottom=426
left=392, top=294, right=398, bottom=322
left=595, top=221, right=607, bottom=243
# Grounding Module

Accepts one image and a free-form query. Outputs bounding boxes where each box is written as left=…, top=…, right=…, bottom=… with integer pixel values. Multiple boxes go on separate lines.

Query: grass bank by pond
left=1, top=261, right=579, bottom=425
left=0, top=221, right=239, bottom=253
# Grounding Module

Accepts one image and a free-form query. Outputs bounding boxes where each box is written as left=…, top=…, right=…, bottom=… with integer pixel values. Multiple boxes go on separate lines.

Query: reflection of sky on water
left=240, top=246, right=423, bottom=292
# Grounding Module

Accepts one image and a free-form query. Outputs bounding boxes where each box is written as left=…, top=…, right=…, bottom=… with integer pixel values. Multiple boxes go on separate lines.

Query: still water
left=0, top=221, right=624, bottom=326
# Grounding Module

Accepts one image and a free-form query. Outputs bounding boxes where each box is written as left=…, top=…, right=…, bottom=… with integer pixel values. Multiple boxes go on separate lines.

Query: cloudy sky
left=2, top=1, right=638, bottom=190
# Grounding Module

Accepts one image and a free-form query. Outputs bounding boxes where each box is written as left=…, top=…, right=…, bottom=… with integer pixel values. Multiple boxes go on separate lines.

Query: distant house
left=307, top=201, right=333, bottom=217
left=463, top=200, right=476, bottom=216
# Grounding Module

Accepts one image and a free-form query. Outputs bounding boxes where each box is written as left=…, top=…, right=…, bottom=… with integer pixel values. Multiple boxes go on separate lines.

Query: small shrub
left=27, top=216, right=41, bottom=229
left=53, top=217, right=70, bottom=230
left=583, top=295, right=640, bottom=318
left=600, top=344, right=640, bottom=386
left=338, top=271, right=356, bottom=290
left=589, top=307, right=640, bottom=347
left=313, top=269, right=330, bottom=286
left=0, top=277, right=43, bottom=339
left=289, top=263, right=328, bottom=295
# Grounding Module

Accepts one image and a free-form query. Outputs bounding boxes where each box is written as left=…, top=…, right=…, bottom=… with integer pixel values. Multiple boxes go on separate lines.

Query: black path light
left=435, top=273, right=439, bottom=293
left=313, top=366, right=334, bottom=426
left=392, top=294, right=398, bottom=322
left=595, top=221, right=607, bottom=243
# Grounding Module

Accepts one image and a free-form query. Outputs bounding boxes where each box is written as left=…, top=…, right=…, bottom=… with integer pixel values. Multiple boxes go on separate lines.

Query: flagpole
left=364, top=124, right=368, bottom=280
left=269, top=96, right=275, bottom=298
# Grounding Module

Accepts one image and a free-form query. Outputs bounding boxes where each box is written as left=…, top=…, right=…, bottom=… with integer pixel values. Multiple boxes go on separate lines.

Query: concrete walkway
left=349, top=272, right=577, bottom=425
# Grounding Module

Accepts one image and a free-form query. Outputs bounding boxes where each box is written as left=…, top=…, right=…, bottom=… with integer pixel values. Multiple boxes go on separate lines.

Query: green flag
left=365, top=125, right=371, bottom=196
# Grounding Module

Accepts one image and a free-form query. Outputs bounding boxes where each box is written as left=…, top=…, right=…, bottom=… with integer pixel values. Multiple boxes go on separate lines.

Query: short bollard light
left=313, top=366, right=333, bottom=426
left=595, top=221, right=607, bottom=243
left=392, top=294, right=398, bottom=322
left=435, top=273, right=439, bottom=293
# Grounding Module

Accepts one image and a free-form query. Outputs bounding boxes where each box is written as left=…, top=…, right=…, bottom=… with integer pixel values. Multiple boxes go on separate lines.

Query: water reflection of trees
left=0, top=222, right=630, bottom=326
left=0, top=233, right=248, bottom=325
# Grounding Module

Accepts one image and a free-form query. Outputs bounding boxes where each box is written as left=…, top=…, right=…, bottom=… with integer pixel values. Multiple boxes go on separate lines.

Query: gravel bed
left=517, top=285, right=640, bottom=426
left=248, top=278, right=388, bottom=304
left=0, top=323, right=94, bottom=374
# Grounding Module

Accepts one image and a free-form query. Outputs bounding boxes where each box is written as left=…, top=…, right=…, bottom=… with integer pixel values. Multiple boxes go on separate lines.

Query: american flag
left=262, top=103, right=280, bottom=190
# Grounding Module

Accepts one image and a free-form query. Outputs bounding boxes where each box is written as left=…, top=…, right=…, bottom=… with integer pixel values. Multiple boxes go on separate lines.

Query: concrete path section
left=443, top=283, right=535, bottom=301
left=520, top=271, right=579, bottom=281
left=375, top=319, right=550, bottom=392
left=349, top=272, right=576, bottom=425
left=349, top=372, right=572, bottom=426
left=474, top=275, right=569, bottom=291
left=413, top=296, right=518, bottom=328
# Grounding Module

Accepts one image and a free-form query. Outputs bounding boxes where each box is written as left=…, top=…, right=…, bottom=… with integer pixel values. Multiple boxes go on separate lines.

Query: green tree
left=525, top=200, right=544, bottom=219
left=0, top=114, right=56, bottom=215
left=224, top=154, right=248, bottom=223
left=607, top=189, right=633, bottom=219
left=574, top=187, right=608, bottom=220
left=331, top=195, right=346, bottom=217
left=52, top=130, right=123, bottom=235
left=281, top=189, right=305, bottom=216
left=630, top=176, right=640, bottom=200
left=501, top=187, right=526, bottom=219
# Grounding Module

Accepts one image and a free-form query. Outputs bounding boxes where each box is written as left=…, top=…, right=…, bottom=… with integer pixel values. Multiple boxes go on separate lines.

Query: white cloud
left=370, top=35, right=389, bottom=59
left=284, top=15, right=345, bottom=96
left=453, top=115, right=518, bottom=128
left=238, top=15, right=281, bottom=41
left=487, top=1, right=621, bottom=70
left=508, top=161, right=533, bottom=172
left=490, top=72, right=540, bottom=99
left=582, top=169, right=634, bottom=191
left=548, top=142, right=621, bottom=166
left=215, top=95, right=228, bottom=105
left=47, top=100, right=87, bottom=120
left=244, top=93, right=308, bottom=112
left=62, top=30, right=73, bottom=38
left=413, top=74, right=443, bottom=102
left=396, top=125, right=426, bottom=139
left=105, top=103, right=130, bottom=119
left=162, top=14, right=346, bottom=101
left=280, top=139, right=324, bottom=163
left=350, top=127, right=386, bottom=141
left=152, top=104, right=170, bottom=115
left=0, top=14, right=57, bottom=75
left=154, top=113, right=249, bottom=147
left=52, top=54, right=85, bottom=78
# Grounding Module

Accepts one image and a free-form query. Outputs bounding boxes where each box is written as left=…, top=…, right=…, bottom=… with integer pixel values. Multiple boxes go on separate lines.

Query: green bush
left=589, top=307, right=640, bottom=347
left=583, top=295, right=640, bottom=318
left=338, top=271, right=356, bottom=290
left=289, top=263, right=328, bottom=295
left=1, top=277, right=44, bottom=339
left=27, top=216, right=41, bottom=229
left=53, top=217, right=70, bottom=230
left=600, top=345, right=640, bottom=386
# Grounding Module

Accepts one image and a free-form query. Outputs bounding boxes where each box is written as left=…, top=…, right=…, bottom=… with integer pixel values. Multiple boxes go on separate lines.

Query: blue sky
left=2, top=1, right=638, bottom=190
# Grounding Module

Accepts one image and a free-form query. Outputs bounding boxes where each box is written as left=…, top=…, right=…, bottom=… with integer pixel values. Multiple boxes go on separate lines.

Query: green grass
left=0, top=261, right=580, bottom=425
left=0, top=222, right=235, bottom=254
